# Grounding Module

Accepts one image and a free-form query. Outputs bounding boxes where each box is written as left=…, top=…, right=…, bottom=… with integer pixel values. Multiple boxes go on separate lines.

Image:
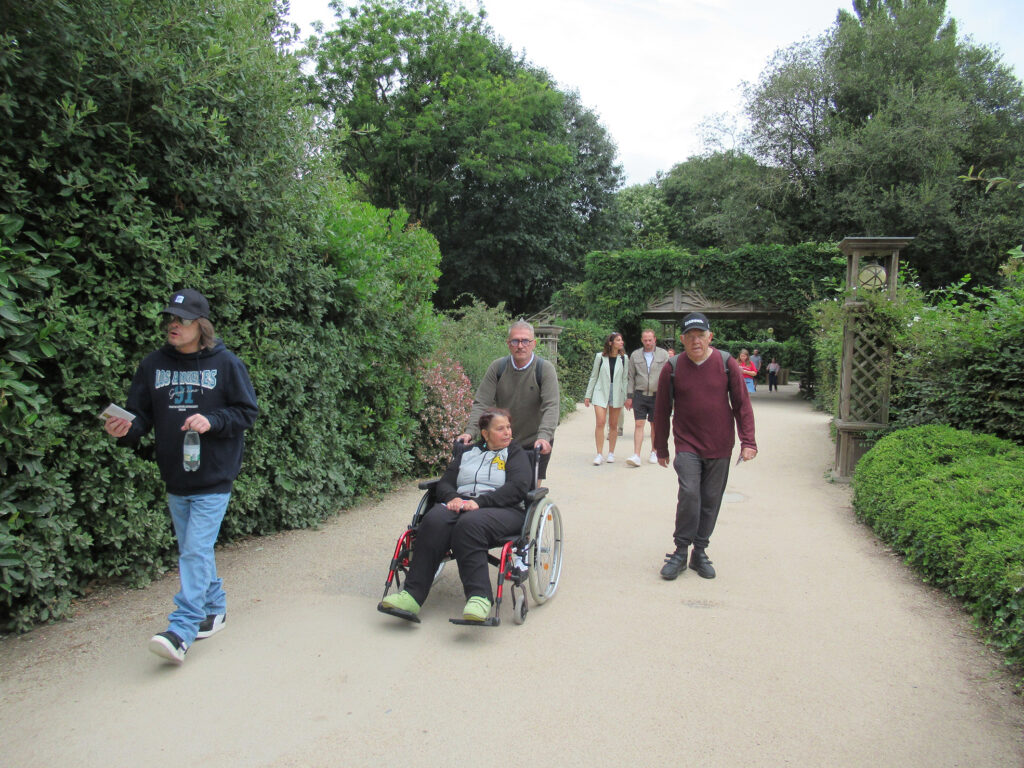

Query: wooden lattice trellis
left=832, top=236, right=913, bottom=481
left=841, top=317, right=892, bottom=425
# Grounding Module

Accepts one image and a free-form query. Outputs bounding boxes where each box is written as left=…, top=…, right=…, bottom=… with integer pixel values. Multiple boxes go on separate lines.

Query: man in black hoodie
left=104, top=289, right=258, bottom=665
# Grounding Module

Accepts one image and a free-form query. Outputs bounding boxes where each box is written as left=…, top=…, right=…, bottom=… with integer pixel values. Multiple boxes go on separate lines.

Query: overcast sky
left=287, top=0, right=1024, bottom=186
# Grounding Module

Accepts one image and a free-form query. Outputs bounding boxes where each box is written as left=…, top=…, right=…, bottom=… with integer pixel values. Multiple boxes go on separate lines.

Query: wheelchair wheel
left=512, top=586, right=528, bottom=625
left=527, top=499, right=563, bottom=604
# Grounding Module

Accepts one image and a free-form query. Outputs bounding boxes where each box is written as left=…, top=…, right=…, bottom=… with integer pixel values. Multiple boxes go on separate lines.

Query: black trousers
left=672, top=452, right=730, bottom=550
left=404, top=502, right=525, bottom=605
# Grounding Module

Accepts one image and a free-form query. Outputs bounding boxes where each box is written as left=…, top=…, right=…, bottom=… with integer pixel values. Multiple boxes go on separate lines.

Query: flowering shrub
left=415, top=354, right=473, bottom=473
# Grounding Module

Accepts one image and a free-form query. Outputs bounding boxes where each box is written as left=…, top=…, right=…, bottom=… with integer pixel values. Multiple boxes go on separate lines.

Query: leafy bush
left=435, top=299, right=511, bottom=387
left=0, top=0, right=439, bottom=631
left=553, top=317, right=608, bottom=409
left=889, top=273, right=1024, bottom=445
left=853, top=425, right=1024, bottom=677
left=413, top=354, right=473, bottom=474
left=809, top=264, right=1024, bottom=445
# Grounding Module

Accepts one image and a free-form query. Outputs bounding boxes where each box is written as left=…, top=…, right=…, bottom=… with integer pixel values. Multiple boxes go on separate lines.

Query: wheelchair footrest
left=449, top=616, right=500, bottom=627
left=377, top=603, right=421, bottom=624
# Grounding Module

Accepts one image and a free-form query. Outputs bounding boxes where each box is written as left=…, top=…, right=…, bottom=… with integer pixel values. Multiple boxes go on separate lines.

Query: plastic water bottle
left=183, top=429, right=200, bottom=472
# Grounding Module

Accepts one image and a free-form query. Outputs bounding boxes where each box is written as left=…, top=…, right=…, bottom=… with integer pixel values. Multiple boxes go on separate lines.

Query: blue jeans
left=166, top=492, right=231, bottom=644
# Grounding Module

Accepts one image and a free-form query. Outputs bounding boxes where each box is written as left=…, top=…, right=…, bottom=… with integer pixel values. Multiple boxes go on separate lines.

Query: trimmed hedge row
left=853, top=425, right=1024, bottom=677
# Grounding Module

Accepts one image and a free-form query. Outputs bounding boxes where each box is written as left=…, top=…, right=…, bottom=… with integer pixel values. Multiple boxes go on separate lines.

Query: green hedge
left=0, top=0, right=438, bottom=631
left=578, top=243, right=843, bottom=332
left=853, top=425, right=1024, bottom=676
left=889, top=274, right=1024, bottom=446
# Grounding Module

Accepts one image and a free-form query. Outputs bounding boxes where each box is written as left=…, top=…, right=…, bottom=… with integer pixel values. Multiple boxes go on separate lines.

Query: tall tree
left=660, top=151, right=788, bottom=251
left=743, top=0, right=1024, bottom=289
left=305, top=0, right=622, bottom=312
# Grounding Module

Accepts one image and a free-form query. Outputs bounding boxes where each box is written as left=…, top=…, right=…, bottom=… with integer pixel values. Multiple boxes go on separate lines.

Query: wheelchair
left=378, top=444, right=563, bottom=626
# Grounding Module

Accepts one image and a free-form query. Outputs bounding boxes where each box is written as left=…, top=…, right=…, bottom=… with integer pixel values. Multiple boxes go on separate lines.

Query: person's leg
left=607, top=407, right=621, bottom=454
left=693, top=458, right=730, bottom=550
left=593, top=405, right=607, bottom=455
left=402, top=503, right=459, bottom=606
left=450, top=506, right=525, bottom=601
left=672, top=452, right=702, bottom=548
left=167, top=492, right=231, bottom=645
left=633, top=416, right=646, bottom=457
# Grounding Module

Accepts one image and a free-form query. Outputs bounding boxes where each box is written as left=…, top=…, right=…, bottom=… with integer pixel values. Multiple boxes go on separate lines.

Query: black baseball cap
left=681, top=312, right=711, bottom=333
left=162, top=289, right=210, bottom=320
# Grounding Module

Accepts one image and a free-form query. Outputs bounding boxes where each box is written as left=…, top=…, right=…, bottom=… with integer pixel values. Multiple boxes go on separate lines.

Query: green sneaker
left=381, top=590, right=420, bottom=615
left=462, top=595, right=492, bottom=622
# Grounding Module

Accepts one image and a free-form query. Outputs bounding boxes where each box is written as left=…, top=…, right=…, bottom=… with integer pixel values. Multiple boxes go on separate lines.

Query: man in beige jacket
left=624, top=328, right=670, bottom=467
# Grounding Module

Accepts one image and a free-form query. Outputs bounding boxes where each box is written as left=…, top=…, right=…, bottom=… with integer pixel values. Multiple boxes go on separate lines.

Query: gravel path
left=2, top=383, right=1022, bottom=767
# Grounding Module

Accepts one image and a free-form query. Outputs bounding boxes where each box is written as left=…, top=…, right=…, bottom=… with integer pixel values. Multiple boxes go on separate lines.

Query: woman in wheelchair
left=380, top=407, right=531, bottom=622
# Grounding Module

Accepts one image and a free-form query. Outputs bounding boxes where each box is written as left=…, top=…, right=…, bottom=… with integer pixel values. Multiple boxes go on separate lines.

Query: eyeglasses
left=162, top=314, right=196, bottom=328
left=508, top=338, right=534, bottom=347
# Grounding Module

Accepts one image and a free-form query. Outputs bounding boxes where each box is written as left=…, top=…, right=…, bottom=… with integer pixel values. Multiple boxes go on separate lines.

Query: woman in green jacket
left=584, top=332, right=628, bottom=465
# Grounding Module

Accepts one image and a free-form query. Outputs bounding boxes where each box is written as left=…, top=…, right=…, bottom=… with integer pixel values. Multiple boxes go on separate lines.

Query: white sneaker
left=649, top=452, right=659, bottom=463
left=625, top=454, right=642, bottom=467
left=606, top=453, right=615, bottom=463
left=593, top=454, right=603, bottom=465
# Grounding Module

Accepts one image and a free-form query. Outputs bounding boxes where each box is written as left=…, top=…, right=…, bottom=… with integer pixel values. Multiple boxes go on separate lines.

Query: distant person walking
left=584, top=332, right=628, bottom=465
left=767, top=358, right=781, bottom=392
left=624, top=328, right=670, bottom=467
left=653, top=313, right=756, bottom=581
left=750, top=349, right=763, bottom=383
left=103, top=289, right=258, bottom=665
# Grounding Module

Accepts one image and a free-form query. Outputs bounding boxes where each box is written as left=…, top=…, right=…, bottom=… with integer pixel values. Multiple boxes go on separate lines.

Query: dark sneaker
left=196, top=613, right=226, bottom=640
left=660, top=547, right=687, bottom=580
left=149, top=631, right=188, bottom=664
left=689, top=548, right=716, bottom=579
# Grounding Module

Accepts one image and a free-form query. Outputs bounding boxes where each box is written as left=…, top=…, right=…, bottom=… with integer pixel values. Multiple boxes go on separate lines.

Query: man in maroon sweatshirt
left=652, top=312, right=757, bottom=580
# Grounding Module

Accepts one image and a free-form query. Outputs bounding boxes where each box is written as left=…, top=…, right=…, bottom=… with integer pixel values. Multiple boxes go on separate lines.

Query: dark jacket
left=436, top=440, right=531, bottom=509
left=118, top=341, right=258, bottom=495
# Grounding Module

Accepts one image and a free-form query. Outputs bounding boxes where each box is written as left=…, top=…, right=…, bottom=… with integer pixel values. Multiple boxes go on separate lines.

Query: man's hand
left=104, top=416, right=131, bottom=438
left=182, top=414, right=211, bottom=434
left=456, top=433, right=473, bottom=444
left=534, top=439, right=552, bottom=455
left=741, top=446, right=758, bottom=462
left=658, top=455, right=669, bottom=468
left=624, top=398, right=633, bottom=410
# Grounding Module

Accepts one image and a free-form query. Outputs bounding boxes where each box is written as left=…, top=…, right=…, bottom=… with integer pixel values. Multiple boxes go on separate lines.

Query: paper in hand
left=101, top=403, right=135, bottom=422
left=735, top=455, right=744, bottom=466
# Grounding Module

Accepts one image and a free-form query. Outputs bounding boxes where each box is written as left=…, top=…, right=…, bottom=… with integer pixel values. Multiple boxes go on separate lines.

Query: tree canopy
left=620, top=0, right=1023, bottom=292
left=305, top=0, right=623, bottom=313
left=743, top=0, right=1024, bottom=289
